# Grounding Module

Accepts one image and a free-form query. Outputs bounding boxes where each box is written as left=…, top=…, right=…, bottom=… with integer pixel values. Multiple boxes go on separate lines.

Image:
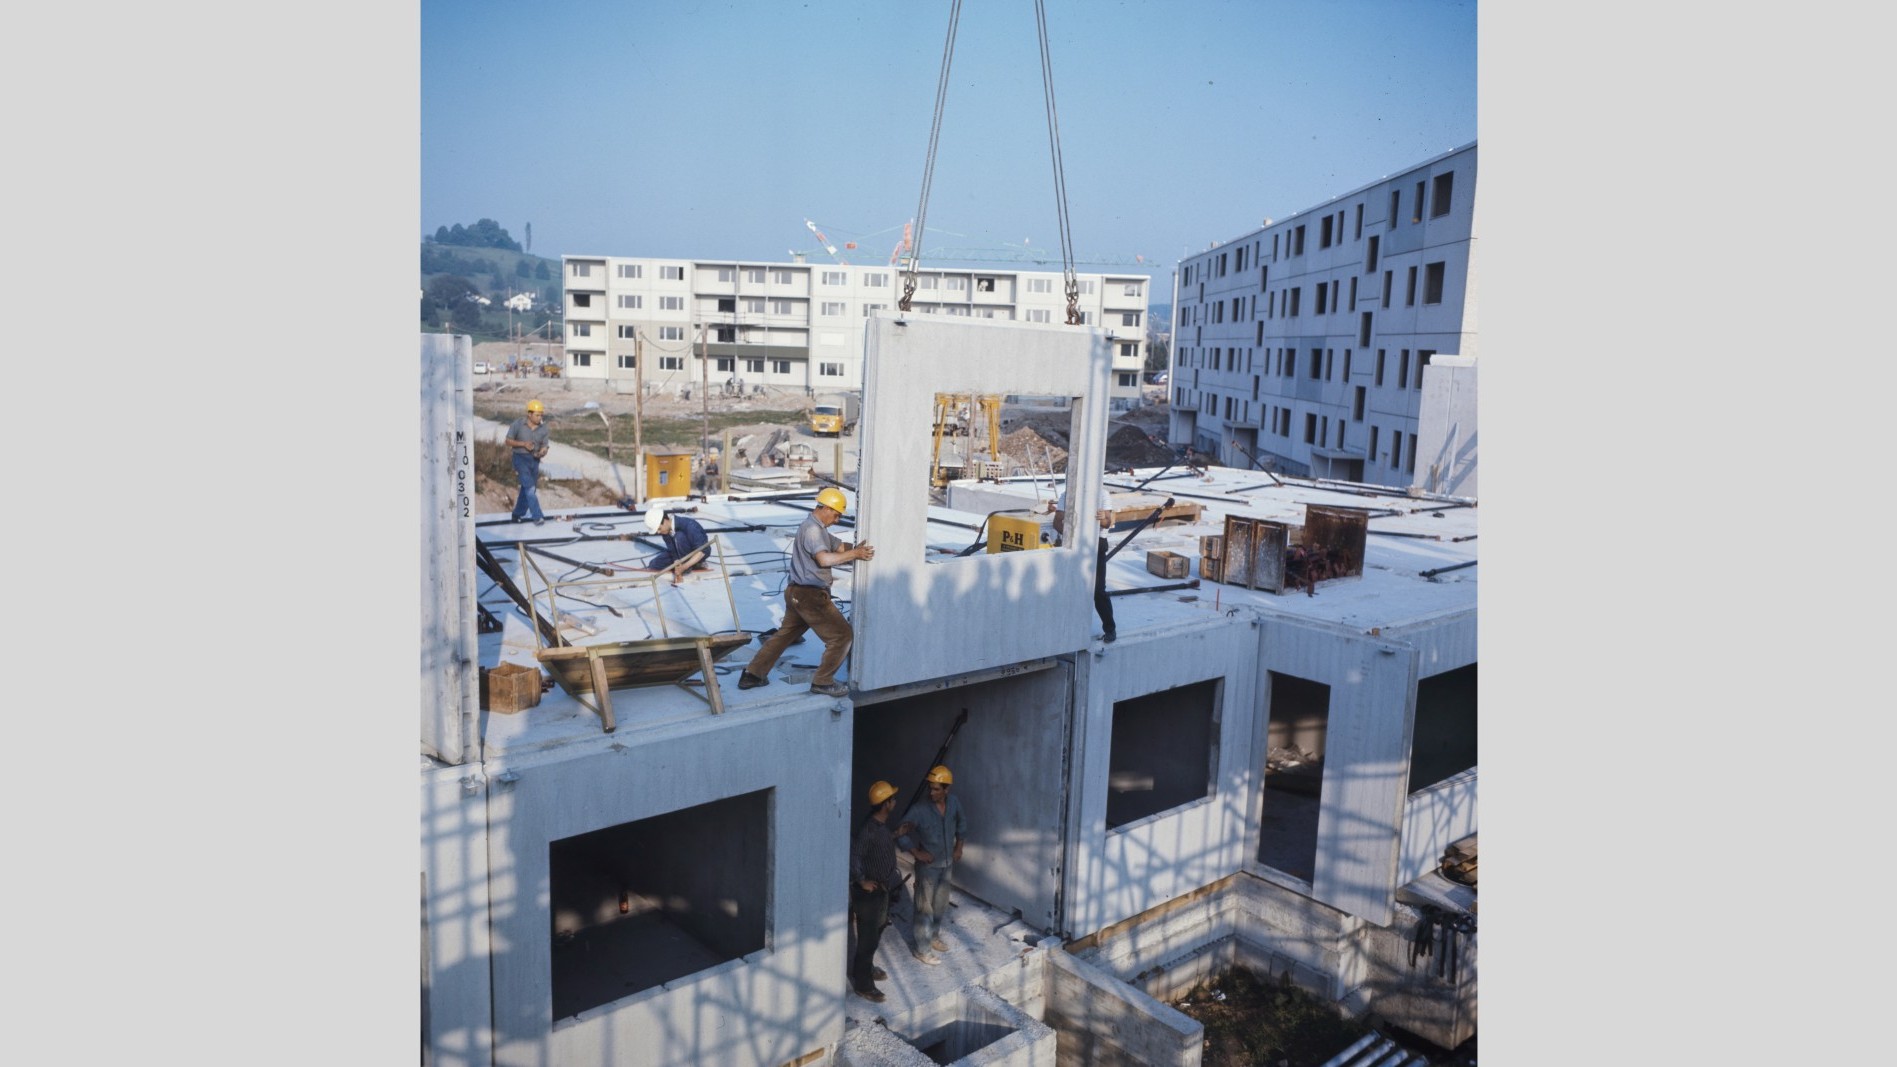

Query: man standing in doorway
left=505, top=399, right=551, bottom=525
left=736, top=487, right=874, bottom=697
left=849, top=780, right=906, bottom=1003
left=899, top=764, right=966, bottom=965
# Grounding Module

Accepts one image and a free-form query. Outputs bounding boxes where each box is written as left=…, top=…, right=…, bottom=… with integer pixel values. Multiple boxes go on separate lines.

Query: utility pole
left=633, top=330, right=645, bottom=509
left=699, top=322, right=710, bottom=487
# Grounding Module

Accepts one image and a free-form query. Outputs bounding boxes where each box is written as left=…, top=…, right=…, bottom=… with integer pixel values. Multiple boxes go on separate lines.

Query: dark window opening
left=1423, top=261, right=1446, bottom=305
left=1366, top=235, right=1380, bottom=273
left=550, top=789, right=771, bottom=1020
left=717, top=297, right=736, bottom=313
left=1412, top=181, right=1426, bottom=223
left=1359, top=311, right=1373, bottom=347
left=1259, top=672, right=1330, bottom=882
left=1407, top=665, right=1477, bottom=793
left=1431, top=172, right=1454, bottom=218
left=1107, top=679, right=1220, bottom=830
left=573, top=293, right=592, bottom=308
left=1406, top=266, right=1418, bottom=307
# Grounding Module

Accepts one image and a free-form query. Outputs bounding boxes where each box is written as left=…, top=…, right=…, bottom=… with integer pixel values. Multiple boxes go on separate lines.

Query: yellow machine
left=987, top=513, right=1054, bottom=553
left=931, top=393, right=1005, bottom=487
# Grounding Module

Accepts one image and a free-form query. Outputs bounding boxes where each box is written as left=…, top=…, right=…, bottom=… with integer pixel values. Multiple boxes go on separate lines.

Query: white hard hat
left=644, top=505, right=666, bottom=533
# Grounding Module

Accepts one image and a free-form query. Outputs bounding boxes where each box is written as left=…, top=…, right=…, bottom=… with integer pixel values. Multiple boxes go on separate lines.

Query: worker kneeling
left=738, top=487, right=874, bottom=698
left=642, top=505, right=709, bottom=584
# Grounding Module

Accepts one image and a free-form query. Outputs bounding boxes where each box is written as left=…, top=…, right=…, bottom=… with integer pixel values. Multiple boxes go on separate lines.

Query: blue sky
left=422, top=0, right=1475, bottom=296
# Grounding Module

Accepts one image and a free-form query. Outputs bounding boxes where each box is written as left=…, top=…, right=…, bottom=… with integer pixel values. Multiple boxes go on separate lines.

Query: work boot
left=873, top=967, right=888, bottom=981
left=912, top=949, right=940, bottom=966
left=930, top=937, right=948, bottom=953
left=854, top=985, right=886, bottom=1003
left=737, top=671, right=769, bottom=690
left=810, top=681, right=849, bottom=697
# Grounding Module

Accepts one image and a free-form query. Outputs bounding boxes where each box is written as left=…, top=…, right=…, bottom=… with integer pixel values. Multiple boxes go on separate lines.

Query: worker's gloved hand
left=912, top=849, right=934, bottom=865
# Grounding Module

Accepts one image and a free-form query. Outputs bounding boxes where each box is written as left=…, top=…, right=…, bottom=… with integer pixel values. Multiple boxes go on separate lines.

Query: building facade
left=1170, top=142, right=1477, bottom=492
left=561, top=256, right=1153, bottom=409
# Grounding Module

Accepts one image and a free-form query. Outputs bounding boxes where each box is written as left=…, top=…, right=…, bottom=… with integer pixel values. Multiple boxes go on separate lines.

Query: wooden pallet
left=1105, top=494, right=1203, bottom=527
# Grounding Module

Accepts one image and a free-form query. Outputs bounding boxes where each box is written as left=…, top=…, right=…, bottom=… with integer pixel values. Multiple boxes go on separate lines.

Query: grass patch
left=1174, top=965, right=1373, bottom=1067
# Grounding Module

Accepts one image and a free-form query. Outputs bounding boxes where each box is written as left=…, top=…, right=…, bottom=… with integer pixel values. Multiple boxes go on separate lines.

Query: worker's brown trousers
left=746, top=584, right=853, bottom=686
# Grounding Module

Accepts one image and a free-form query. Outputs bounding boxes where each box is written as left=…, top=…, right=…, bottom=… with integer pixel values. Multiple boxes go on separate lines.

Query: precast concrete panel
left=1065, top=616, right=1261, bottom=937
left=1256, top=620, right=1418, bottom=927
left=483, top=703, right=850, bottom=1067
left=1417, top=359, right=1478, bottom=498
left=423, top=764, right=495, bottom=1067
left=421, top=333, right=477, bottom=764
left=853, top=314, right=1110, bottom=691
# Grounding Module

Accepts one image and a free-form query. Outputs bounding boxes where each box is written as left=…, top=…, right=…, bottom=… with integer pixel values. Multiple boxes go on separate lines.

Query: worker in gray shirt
left=898, top=764, right=966, bottom=965
left=737, top=487, right=874, bottom=697
left=505, top=398, right=552, bottom=525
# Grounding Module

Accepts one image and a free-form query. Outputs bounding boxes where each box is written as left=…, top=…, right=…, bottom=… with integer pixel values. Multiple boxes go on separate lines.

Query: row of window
left=565, top=351, right=847, bottom=377
left=574, top=261, right=1144, bottom=301
left=1180, top=389, right=1422, bottom=477
left=1176, top=345, right=1435, bottom=392
left=1182, top=170, right=1457, bottom=288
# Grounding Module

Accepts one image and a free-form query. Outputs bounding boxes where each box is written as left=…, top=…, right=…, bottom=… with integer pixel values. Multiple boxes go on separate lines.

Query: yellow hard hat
left=816, top=487, right=849, bottom=513
left=526, top=399, right=545, bottom=414
left=868, top=780, right=897, bottom=806
left=926, top=765, right=953, bottom=786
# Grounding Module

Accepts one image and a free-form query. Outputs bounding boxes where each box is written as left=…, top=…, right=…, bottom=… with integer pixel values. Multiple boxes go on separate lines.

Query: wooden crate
left=1146, top=550, right=1189, bottom=579
left=1199, top=556, right=1223, bottom=583
left=483, top=662, right=543, bottom=713
left=1200, top=534, right=1224, bottom=560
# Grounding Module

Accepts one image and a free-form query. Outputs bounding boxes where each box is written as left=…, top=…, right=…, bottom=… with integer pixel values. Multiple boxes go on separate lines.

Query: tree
left=515, top=259, right=532, bottom=278
left=534, top=260, right=550, bottom=281
left=524, top=222, right=532, bottom=254
left=431, top=218, right=521, bottom=252
left=426, top=274, right=479, bottom=313
left=1145, top=336, right=1170, bottom=373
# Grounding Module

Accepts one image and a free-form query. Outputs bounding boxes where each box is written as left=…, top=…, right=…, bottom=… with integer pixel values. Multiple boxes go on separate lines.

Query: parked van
left=809, top=393, right=861, bottom=436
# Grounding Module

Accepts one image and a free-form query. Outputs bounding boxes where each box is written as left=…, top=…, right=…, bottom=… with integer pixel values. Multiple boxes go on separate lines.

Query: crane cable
left=899, top=0, right=1081, bottom=326
left=1033, top=0, right=1082, bottom=325
left=899, top=0, right=963, bottom=312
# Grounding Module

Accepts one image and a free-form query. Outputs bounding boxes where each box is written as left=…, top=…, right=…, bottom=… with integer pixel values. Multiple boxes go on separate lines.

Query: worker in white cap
left=640, top=504, right=709, bottom=583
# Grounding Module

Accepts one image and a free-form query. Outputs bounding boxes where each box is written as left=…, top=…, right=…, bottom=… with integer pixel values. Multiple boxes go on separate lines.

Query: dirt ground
left=467, top=341, right=1177, bottom=512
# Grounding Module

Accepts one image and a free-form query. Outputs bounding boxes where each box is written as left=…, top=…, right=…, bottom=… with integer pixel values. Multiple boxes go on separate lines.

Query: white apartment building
left=561, top=256, right=1153, bottom=409
left=1170, top=142, right=1477, bottom=494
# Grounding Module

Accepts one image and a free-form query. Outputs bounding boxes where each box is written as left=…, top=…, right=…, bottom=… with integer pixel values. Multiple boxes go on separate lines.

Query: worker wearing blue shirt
left=898, top=765, right=966, bottom=965
left=641, top=505, right=709, bottom=581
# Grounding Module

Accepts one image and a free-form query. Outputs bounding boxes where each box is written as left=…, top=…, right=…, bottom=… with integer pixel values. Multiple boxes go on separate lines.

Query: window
left=1077, top=310, right=1094, bottom=324
left=1376, top=350, right=1387, bottom=386
left=1366, top=235, right=1380, bottom=274
left=1399, top=349, right=1411, bottom=386
left=1325, top=349, right=1334, bottom=380
left=615, top=264, right=642, bottom=279
left=1118, top=371, right=1136, bottom=388
left=1416, top=350, right=1435, bottom=389
left=771, top=359, right=792, bottom=374
left=1308, top=348, right=1322, bottom=380
left=770, top=269, right=794, bottom=284
left=1121, top=311, right=1141, bottom=327
left=744, top=268, right=765, bottom=283
left=570, top=262, right=592, bottom=278
left=659, top=355, right=684, bottom=371
left=822, top=270, right=847, bottom=285
left=1304, top=412, right=1317, bottom=444
left=1288, top=288, right=1301, bottom=317
left=572, top=293, right=591, bottom=308
left=1124, top=282, right=1141, bottom=297
left=917, top=275, right=938, bottom=289
left=1343, top=350, right=1353, bottom=381
left=1423, top=261, right=1446, bottom=305
left=821, top=301, right=846, bottom=316
left=1028, top=277, right=1053, bottom=293
left=616, top=325, right=636, bottom=339
left=616, top=294, right=642, bottom=309
left=716, top=268, right=734, bottom=282
left=1293, top=225, right=1306, bottom=256
left=1388, top=190, right=1400, bottom=229
left=1314, top=285, right=1327, bottom=315
left=617, top=354, right=636, bottom=370
left=1079, top=279, right=1096, bottom=294
left=1320, top=215, right=1333, bottom=248
left=1354, top=203, right=1363, bottom=240
left=977, top=277, right=996, bottom=292
left=1120, top=342, right=1139, bottom=360
left=1408, top=433, right=1419, bottom=476
left=717, top=297, right=736, bottom=313
left=820, top=361, right=844, bottom=376
left=715, top=357, right=734, bottom=372
left=570, top=323, right=591, bottom=338
left=945, top=276, right=966, bottom=291
left=1431, top=172, right=1454, bottom=218
left=1412, top=181, right=1426, bottom=223
left=862, top=272, right=887, bottom=287
left=1405, top=266, right=1418, bottom=306
left=1390, top=432, right=1403, bottom=470
left=946, top=306, right=969, bottom=316
left=661, top=265, right=684, bottom=280
left=1353, top=386, right=1366, bottom=420
left=659, top=326, right=684, bottom=341
left=713, top=326, right=735, bottom=343
left=570, top=352, right=592, bottom=367
left=769, top=299, right=794, bottom=315
left=862, top=303, right=885, bottom=316
left=1349, top=276, right=1358, bottom=311
left=1369, top=425, right=1380, bottom=460
left=1359, top=312, right=1373, bottom=347
left=1026, top=308, right=1052, bottom=323
left=742, top=297, right=765, bottom=314
left=1382, top=270, right=1393, bottom=308
left=660, top=296, right=684, bottom=311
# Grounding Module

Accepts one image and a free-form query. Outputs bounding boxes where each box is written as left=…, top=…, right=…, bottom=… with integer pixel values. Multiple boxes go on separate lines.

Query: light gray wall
left=1065, top=616, right=1260, bottom=937
left=1417, top=356, right=1477, bottom=497
left=854, top=314, right=1110, bottom=691
left=421, top=333, right=478, bottom=764
left=479, top=700, right=849, bottom=1067
left=422, top=763, right=495, bottom=1067
left=1253, top=619, right=1418, bottom=927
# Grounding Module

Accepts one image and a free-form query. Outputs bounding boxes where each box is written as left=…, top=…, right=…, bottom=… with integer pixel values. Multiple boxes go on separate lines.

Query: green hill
left=420, top=238, right=563, bottom=342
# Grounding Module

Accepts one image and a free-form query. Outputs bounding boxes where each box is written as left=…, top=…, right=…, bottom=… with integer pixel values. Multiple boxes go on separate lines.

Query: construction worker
left=1054, top=485, right=1117, bottom=643
left=736, top=487, right=874, bottom=697
left=505, top=399, right=552, bottom=525
left=898, top=765, right=966, bottom=965
left=638, top=505, right=709, bottom=583
left=848, top=780, right=907, bottom=1003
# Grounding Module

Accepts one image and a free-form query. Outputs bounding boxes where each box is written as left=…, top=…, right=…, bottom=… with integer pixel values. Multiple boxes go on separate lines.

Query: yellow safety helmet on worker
left=867, top=780, right=897, bottom=806
left=526, top=399, right=545, bottom=414
left=925, top=765, right=953, bottom=786
left=816, top=487, right=849, bottom=514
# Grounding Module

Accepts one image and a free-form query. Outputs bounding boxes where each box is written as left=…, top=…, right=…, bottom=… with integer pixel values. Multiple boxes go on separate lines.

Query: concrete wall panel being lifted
left=852, top=313, right=1111, bottom=692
